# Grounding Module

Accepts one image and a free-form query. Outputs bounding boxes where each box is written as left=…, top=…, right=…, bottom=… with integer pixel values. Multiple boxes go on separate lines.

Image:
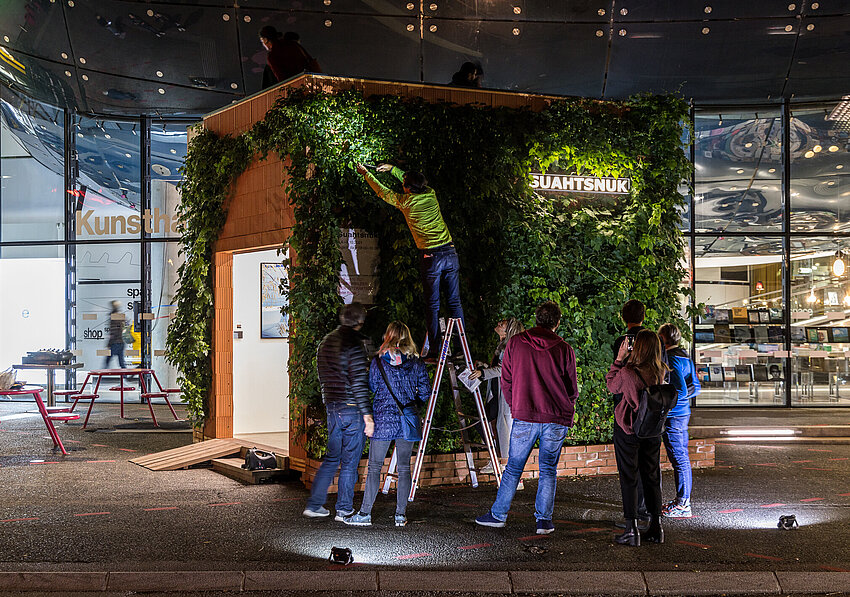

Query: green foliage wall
left=169, top=87, right=692, bottom=454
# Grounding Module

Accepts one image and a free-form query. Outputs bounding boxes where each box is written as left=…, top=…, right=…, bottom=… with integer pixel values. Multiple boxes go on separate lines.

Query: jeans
left=490, top=420, right=568, bottom=522
left=662, top=415, right=692, bottom=505
left=103, top=343, right=126, bottom=369
left=306, top=403, right=366, bottom=514
left=418, top=244, right=465, bottom=355
left=359, top=438, right=414, bottom=516
left=613, top=424, right=662, bottom=519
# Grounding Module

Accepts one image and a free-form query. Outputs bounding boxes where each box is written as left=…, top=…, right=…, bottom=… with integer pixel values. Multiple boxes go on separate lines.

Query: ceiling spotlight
left=125, top=153, right=132, bottom=158
left=833, top=252, right=845, bottom=277
left=64, top=70, right=72, bottom=77
left=222, top=14, right=230, bottom=21
left=244, top=15, right=251, bottom=23
left=430, top=24, right=438, bottom=32
left=828, top=145, right=839, bottom=152
left=61, top=52, right=68, bottom=59
left=156, top=71, right=163, bottom=77
left=813, top=145, right=822, bottom=152
left=785, top=24, right=793, bottom=32
left=788, top=2, right=796, bottom=9
left=768, top=168, right=776, bottom=173
left=805, top=150, right=815, bottom=158
left=104, top=134, right=111, bottom=139
left=82, top=74, right=89, bottom=81
left=837, top=165, right=845, bottom=170
left=807, top=288, right=817, bottom=303
left=79, top=57, right=86, bottom=64
left=512, top=27, right=520, bottom=35
left=618, top=28, right=627, bottom=36
left=736, top=169, right=745, bottom=174
left=807, top=23, right=814, bottom=30
left=158, top=88, right=165, bottom=94
left=406, top=23, right=415, bottom=31
left=324, top=19, right=333, bottom=26
left=702, top=27, right=710, bottom=34
left=598, top=8, right=606, bottom=15
left=230, top=82, right=238, bottom=89
left=596, top=29, right=604, bottom=37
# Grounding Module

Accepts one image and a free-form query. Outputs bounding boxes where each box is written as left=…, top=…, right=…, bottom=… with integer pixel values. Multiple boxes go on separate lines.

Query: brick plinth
left=301, top=438, right=715, bottom=493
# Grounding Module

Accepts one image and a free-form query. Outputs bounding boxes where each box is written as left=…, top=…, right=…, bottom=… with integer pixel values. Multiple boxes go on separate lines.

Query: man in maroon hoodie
left=476, top=301, right=578, bottom=535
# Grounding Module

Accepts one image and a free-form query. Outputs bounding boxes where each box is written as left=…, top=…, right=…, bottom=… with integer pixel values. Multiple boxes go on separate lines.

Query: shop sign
left=530, top=173, right=631, bottom=194
left=75, top=208, right=179, bottom=235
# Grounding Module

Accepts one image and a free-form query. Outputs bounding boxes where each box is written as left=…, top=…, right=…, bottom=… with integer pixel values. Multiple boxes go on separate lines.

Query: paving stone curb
left=0, top=570, right=848, bottom=593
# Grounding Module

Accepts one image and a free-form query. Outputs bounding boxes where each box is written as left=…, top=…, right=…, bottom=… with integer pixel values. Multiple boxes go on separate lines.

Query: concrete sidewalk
left=1, top=570, right=849, bottom=594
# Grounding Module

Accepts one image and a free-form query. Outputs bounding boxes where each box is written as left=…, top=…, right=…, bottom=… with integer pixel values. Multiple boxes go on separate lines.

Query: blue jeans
left=103, top=343, right=126, bottom=369
left=419, top=244, right=465, bottom=354
left=359, top=438, right=414, bottom=516
left=490, top=420, right=568, bottom=522
left=662, top=415, right=692, bottom=505
left=306, top=403, right=365, bottom=514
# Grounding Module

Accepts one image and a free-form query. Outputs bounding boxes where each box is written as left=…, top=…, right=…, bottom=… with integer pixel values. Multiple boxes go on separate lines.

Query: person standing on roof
left=259, top=27, right=320, bottom=88
left=357, top=162, right=465, bottom=358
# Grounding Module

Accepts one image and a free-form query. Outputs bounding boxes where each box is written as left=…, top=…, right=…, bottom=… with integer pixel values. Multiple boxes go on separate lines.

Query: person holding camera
left=606, top=330, right=669, bottom=546
left=658, top=323, right=700, bottom=518
left=357, top=163, right=465, bottom=358
left=344, top=321, right=430, bottom=528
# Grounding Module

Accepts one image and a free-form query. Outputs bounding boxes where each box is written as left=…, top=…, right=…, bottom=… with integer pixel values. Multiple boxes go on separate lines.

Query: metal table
left=13, top=363, right=84, bottom=407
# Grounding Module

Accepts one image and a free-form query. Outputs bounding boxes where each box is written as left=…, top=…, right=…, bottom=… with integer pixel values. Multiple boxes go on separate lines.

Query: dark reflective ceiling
left=0, top=0, right=849, bottom=116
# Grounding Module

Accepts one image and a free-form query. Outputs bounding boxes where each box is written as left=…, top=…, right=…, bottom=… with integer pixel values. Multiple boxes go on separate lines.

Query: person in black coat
left=304, top=303, right=374, bottom=521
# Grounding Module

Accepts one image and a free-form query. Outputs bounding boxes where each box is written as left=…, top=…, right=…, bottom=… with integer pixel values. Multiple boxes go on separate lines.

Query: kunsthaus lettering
left=531, top=173, right=631, bottom=194
left=75, top=208, right=179, bottom=236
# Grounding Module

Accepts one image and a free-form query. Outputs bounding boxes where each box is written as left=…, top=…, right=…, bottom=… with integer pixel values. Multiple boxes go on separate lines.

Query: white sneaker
left=479, top=461, right=495, bottom=474
left=334, top=509, right=354, bottom=522
left=303, top=506, right=330, bottom=518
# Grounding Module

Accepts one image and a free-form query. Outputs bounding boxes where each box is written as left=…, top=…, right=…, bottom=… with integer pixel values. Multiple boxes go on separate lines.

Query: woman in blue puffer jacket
left=344, top=321, right=430, bottom=528
left=658, top=323, right=701, bottom=518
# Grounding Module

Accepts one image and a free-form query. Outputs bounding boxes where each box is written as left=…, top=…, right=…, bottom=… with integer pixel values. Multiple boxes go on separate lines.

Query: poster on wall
left=260, top=263, right=289, bottom=339
left=339, top=228, right=380, bottom=304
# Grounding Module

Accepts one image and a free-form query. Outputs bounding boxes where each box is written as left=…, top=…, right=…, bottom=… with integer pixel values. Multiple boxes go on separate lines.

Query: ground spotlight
left=778, top=514, right=798, bottom=530
left=329, top=546, right=354, bottom=565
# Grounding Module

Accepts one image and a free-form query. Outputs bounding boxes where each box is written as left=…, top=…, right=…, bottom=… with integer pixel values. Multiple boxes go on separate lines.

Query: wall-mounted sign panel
left=531, top=173, right=631, bottom=194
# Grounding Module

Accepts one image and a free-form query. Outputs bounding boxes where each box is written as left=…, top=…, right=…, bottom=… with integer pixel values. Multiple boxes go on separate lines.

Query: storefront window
left=693, top=109, right=783, bottom=233
left=693, top=236, right=787, bottom=406
left=790, top=103, right=850, bottom=232
left=0, top=93, right=65, bottom=245
left=789, top=237, right=850, bottom=405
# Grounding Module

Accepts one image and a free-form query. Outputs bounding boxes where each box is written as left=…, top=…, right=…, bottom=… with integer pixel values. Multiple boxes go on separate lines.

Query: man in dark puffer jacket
left=304, top=303, right=375, bottom=521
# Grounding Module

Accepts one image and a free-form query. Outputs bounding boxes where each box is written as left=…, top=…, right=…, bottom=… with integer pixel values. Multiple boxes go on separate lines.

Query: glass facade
left=2, top=84, right=849, bottom=410
left=691, top=100, right=850, bottom=407
left=0, top=86, right=193, bottom=398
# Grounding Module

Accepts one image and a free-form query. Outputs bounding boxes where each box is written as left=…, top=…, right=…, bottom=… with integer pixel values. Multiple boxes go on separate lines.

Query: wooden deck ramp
left=131, top=438, right=289, bottom=471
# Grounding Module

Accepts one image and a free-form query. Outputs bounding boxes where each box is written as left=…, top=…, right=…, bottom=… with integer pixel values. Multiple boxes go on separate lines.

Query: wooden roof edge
left=202, top=73, right=624, bottom=122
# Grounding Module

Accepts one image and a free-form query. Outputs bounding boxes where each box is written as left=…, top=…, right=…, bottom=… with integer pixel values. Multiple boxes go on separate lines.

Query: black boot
left=640, top=515, right=664, bottom=544
left=614, top=519, right=640, bottom=546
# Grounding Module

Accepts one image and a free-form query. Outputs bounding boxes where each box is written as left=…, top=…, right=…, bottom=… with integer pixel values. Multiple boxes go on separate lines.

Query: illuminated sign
left=75, top=209, right=179, bottom=235
left=530, top=173, right=631, bottom=194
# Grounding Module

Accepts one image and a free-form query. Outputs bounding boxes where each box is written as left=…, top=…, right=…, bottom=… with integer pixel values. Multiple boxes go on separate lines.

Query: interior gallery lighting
left=807, top=288, right=817, bottom=303
left=833, top=252, right=846, bottom=277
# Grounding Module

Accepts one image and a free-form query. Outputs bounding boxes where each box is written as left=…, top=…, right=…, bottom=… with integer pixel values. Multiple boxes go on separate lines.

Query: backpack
left=667, top=347, right=697, bottom=397
left=633, top=369, right=676, bottom=439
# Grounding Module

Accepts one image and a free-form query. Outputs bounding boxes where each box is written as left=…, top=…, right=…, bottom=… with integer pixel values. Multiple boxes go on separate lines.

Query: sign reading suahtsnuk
left=531, top=173, right=631, bottom=194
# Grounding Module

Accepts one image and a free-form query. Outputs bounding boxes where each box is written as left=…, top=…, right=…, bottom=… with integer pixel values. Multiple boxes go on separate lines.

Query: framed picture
left=708, top=365, right=725, bottom=383
left=735, top=364, right=753, bottom=382
left=790, top=326, right=806, bottom=343
left=758, top=310, right=771, bottom=323
left=747, top=309, right=761, bottom=324
left=699, top=305, right=717, bottom=325
left=695, top=328, right=715, bottom=343
left=830, top=327, right=850, bottom=343
left=260, top=263, right=289, bottom=339
left=769, top=308, right=784, bottom=323
left=715, top=308, right=731, bottom=323
left=731, top=307, right=749, bottom=323
left=806, top=327, right=819, bottom=344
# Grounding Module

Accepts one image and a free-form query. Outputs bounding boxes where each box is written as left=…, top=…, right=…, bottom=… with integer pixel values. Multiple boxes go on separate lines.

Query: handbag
left=633, top=370, right=675, bottom=439
left=376, top=357, right=422, bottom=442
left=241, top=447, right=278, bottom=470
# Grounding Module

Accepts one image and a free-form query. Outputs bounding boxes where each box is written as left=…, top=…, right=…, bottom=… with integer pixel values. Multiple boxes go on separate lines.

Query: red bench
left=0, top=387, right=79, bottom=455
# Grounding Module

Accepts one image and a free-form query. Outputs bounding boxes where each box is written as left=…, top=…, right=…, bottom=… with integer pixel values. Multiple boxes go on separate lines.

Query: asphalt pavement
left=2, top=401, right=850, bottom=595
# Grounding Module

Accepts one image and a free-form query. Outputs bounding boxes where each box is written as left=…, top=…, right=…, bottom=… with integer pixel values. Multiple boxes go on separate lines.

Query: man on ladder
left=476, top=301, right=579, bottom=535
left=357, top=162, right=465, bottom=358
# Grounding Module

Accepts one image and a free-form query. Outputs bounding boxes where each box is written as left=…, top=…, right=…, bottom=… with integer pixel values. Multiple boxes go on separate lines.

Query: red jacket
left=501, top=327, right=579, bottom=427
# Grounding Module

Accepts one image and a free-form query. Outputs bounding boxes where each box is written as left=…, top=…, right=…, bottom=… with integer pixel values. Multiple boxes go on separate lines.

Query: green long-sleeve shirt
left=364, top=166, right=453, bottom=250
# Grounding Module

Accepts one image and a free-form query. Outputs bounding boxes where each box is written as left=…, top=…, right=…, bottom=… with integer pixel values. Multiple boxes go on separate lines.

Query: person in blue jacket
left=658, top=323, right=700, bottom=518
left=344, top=321, right=430, bottom=528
